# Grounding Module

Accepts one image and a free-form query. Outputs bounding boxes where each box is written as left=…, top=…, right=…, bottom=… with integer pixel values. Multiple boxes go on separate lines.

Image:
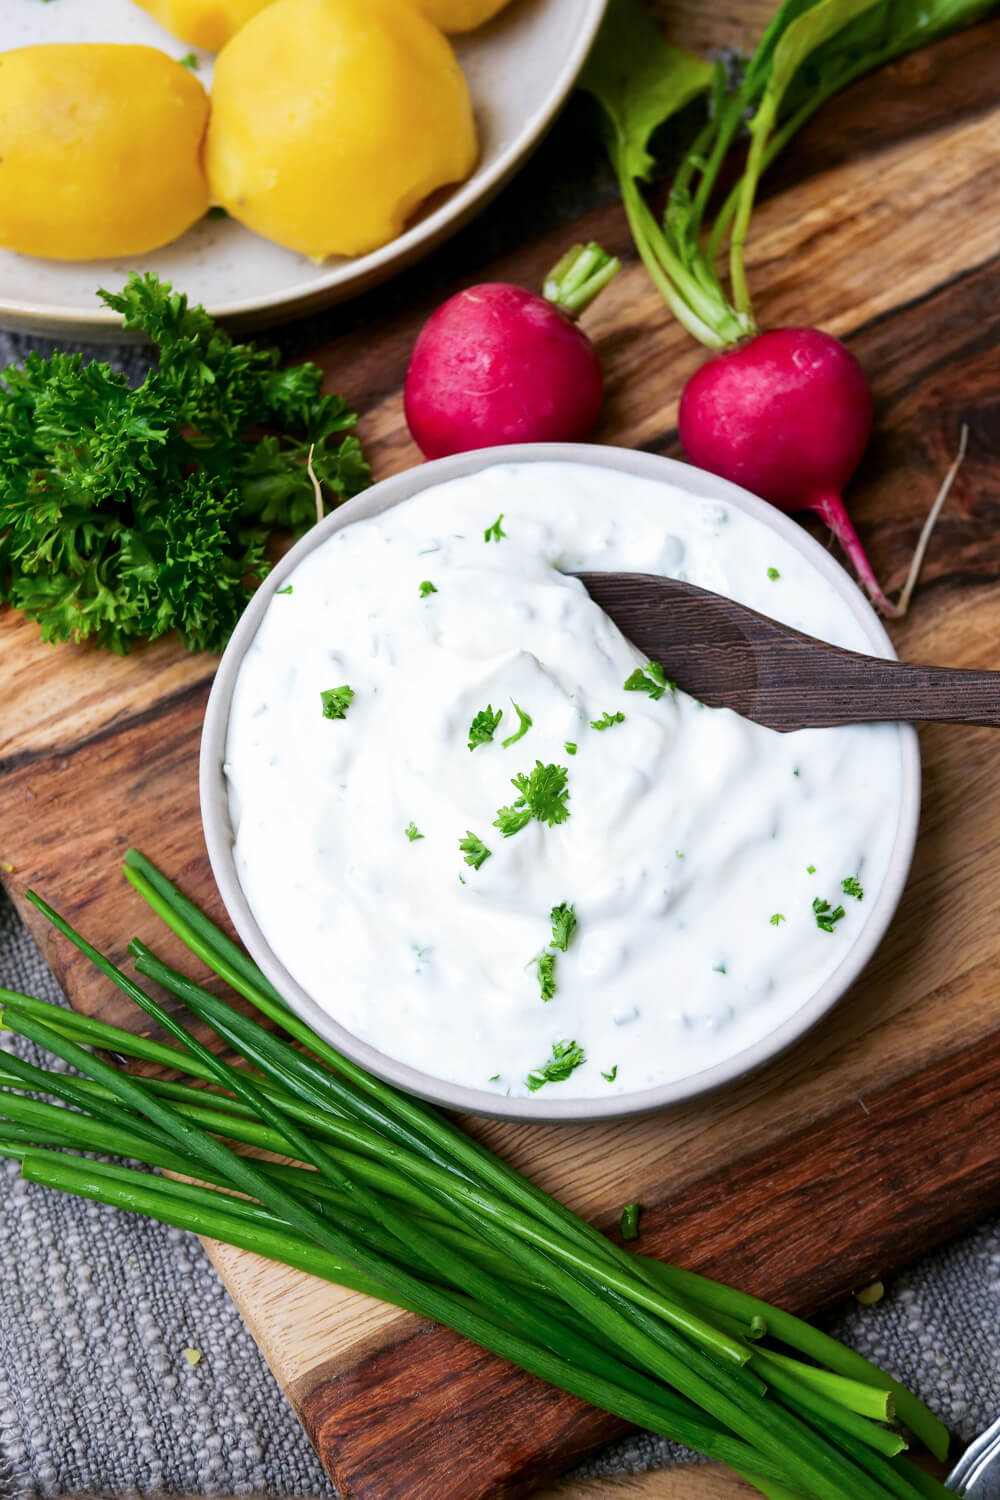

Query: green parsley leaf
left=483, top=513, right=506, bottom=543
left=405, top=822, right=424, bottom=842
left=602, top=1065, right=618, bottom=1083
left=488, top=1073, right=500, bottom=1082
left=468, top=704, right=503, bottom=750
left=525, top=1039, right=586, bottom=1092
left=550, top=902, right=577, bottom=952
left=564, top=741, right=578, bottom=756
left=624, top=663, right=673, bottom=700
left=807, top=864, right=816, bottom=874
left=179, top=51, right=198, bottom=69
left=813, top=897, right=846, bottom=933
left=501, top=700, right=533, bottom=748
left=418, top=580, right=438, bottom=598
left=619, top=1200, right=640, bottom=1240
left=767, top=566, right=780, bottom=580
left=459, top=831, right=491, bottom=870
left=841, top=875, right=864, bottom=900
left=769, top=913, right=786, bottom=926
left=712, top=962, right=727, bottom=974
left=0, top=272, right=368, bottom=654
left=675, top=850, right=684, bottom=860
left=276, top=585, right=293, bottom=595
left=590, top=710, right=625, bottom=731
left=493, top=804, right=532, bottom=838
left=493, top=761, right=570, bottom=837
left=320, top=685, right=354, bottom=720
left=534, top=951, right=557, bottom=1002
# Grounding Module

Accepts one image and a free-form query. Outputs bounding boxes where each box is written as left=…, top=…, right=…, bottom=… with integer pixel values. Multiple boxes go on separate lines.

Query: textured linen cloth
left=3, top=102, right=999, bottom=1496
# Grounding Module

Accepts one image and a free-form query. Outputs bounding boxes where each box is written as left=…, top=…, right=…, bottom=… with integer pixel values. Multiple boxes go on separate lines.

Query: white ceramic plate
left=0, top=0, right=607, bottom=336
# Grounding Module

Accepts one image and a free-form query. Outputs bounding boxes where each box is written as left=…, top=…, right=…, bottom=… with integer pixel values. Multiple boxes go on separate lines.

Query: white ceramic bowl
left=0, top=0, right=607, bottom=337
left=200, top=445, right=921, bottom=1123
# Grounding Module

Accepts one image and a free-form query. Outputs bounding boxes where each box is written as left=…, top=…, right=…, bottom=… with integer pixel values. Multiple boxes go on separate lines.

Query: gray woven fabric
left=3, top=105, right=999, bottom=1492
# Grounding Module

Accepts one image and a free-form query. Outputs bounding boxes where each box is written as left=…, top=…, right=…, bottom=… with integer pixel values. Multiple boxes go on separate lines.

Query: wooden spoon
left=574, top=572, right=1000, bottom=733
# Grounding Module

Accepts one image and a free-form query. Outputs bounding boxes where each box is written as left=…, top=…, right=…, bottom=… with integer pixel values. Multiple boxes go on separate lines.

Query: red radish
left=404, top=242, right=618, bottom=460
left=675, top=328, right=906, bottom=613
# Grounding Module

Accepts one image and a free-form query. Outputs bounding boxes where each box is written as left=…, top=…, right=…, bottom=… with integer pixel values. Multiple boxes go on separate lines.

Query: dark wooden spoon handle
left=787, top=650, right=1000, bottom=728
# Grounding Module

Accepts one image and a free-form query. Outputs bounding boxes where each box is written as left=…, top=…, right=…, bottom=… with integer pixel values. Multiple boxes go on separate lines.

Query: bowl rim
left=200, top=442, right=921, bottom=1124
left=0, top=0, right=609, bottom=331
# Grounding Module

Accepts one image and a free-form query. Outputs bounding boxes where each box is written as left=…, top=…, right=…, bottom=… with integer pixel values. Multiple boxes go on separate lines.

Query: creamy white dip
left=225, top=461, right=902, bottom=1099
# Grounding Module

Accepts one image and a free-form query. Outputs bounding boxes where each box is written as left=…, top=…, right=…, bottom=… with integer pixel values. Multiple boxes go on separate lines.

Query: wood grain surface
left=2, top=5, right=1000, bottom=1498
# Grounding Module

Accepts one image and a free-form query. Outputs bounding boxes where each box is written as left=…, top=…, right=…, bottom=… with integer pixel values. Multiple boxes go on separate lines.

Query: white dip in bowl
left=219, top=456, right=908, bottom=1107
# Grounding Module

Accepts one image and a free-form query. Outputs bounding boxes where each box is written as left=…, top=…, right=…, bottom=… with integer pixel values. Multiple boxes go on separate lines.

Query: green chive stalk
left=0, top=854, right=953, bottom=1500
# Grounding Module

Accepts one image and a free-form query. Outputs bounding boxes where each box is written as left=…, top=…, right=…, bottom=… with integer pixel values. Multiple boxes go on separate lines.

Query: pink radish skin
left=404, top=283, right=605, bottom=460
left=678, top=327, right=900, bottom=615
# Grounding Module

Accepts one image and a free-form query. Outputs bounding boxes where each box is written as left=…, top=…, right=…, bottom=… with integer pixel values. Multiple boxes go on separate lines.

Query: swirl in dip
left=224, top=461, right=902, bottom=1099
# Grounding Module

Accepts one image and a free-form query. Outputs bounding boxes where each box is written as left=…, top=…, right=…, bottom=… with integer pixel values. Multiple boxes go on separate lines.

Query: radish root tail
left=808, top=424, right=969, bottom=620
left=892, top=423, right=969, bottom=618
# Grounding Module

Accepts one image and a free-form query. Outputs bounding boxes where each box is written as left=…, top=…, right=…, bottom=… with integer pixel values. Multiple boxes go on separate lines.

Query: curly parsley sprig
left=0, top=272, right=369, bottom=654
left=494, top=762, right=570, bottom=837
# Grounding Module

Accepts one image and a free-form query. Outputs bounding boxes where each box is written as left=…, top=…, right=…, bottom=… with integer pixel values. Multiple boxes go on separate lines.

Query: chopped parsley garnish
left=590, top=710, right=625, bottom=731
left=550, top=901, right=577, bottom=952
left=418, top=580, right=438, bottom=598
left=601, top=1065, right=618, bottom=1083
left=405, top=822, right=424, bottom=842
left=468, top=704, right=503, bottom=751
left=842, top=875, right=864, bottom=900
left=488, top=1073, right=500, bottom=1082
left=493, top=803, right=532, bottom=838
left=534, top=951, right=557, bottom=1002
left=526, top=1039, right=586, bottom=1092
left=767, top=566, right=780, bottom=580
left=483, top=513, right=506, bottom=543
left=179, top=51, right=198, bottom=69
left=459, top=832, right=491, bottom=870
left=320, top=685, right=354, bottom=720
left=770, top=913, right=786, bottom=926
left=501, top=701, right=532, bottom=748
left=494, top=761, right=570, bottom=836
left=564, top=741, right=577, bottom=756
left=276, top=584, right=293, bottom=595
left=813, top=897, right=846, bottom=933
left=713, top=962, right=727, bottom=974
left=807, top=864, right=816, bottom=875
left=624, top=661, right=672, bottom=700
left=675, top=850, right=684, bottom=860
left=619, top=1201, right=640, bottom=1240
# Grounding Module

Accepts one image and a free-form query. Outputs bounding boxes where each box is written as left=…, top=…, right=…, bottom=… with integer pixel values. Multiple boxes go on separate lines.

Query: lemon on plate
left=205, top=0, right=478, bottom=260
left=0, top=44, right=210, bottom=260
left=409, top=0, right=514, bottom=32
left=131, top=0, right=275, bottom=51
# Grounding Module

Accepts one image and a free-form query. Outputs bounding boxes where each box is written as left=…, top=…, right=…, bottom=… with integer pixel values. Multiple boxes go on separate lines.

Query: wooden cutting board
left=3, top=5, right=1000, bottom=1496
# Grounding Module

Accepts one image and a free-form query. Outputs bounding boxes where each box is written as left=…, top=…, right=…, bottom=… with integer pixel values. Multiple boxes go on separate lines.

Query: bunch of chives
left=0, top=849, right=952, bottom=1500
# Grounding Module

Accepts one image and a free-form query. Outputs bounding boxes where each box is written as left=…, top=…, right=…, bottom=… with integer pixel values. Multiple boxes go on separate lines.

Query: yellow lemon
left=0, top=45, right=209, bottom=260
left=206, top=0, right=478, bottom=260
left=131, top=0, right=275, bottom=52
left=409, top=0, right=513, bottom=32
